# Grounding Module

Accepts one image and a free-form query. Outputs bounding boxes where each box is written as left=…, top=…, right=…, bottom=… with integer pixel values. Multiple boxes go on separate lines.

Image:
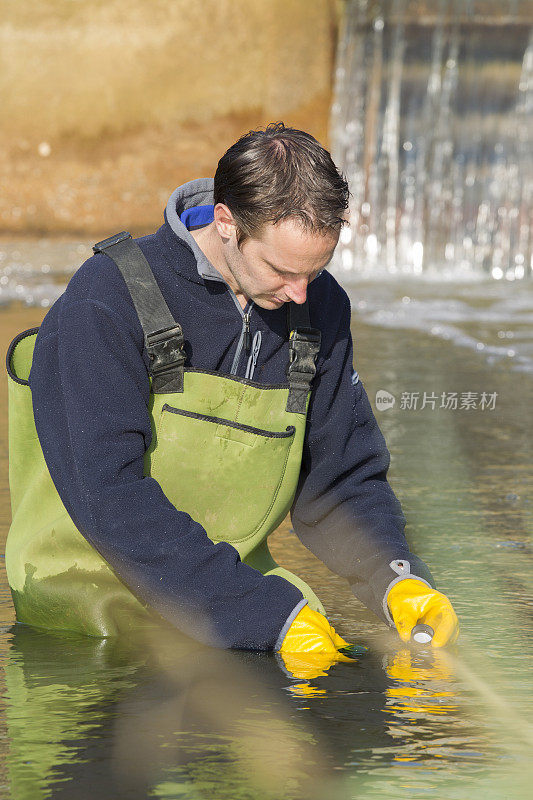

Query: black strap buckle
left=93, top=231, right=132, bottom=254
left=288, top=327, right=321, bottom=352
left=146, top=324, right=186, bottom=393
left=286, top=327, right=321, bottom=414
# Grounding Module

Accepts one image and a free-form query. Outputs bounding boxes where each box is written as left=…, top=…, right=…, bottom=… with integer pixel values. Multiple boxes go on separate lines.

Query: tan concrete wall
left=0, top=0, right=341, bottom=233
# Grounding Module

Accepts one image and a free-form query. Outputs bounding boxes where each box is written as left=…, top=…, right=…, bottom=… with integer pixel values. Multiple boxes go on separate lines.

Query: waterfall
left=330, top=0, right=533, bottom=280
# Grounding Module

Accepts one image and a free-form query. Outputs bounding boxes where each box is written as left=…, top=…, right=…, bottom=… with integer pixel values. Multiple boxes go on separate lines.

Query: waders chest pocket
left=150, top=404, right=298, bottom=544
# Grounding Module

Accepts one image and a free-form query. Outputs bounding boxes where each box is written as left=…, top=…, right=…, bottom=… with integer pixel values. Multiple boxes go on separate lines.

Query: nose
left=284, top=276, right=308, bottom=305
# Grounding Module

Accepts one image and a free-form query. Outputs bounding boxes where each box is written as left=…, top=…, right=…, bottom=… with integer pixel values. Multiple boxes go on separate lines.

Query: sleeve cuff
left=274, top=598, right=308, bottom=651
left=349, top=553, right=435, bottom=626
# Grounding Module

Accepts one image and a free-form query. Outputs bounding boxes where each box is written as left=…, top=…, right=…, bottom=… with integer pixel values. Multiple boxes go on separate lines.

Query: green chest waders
left=5, top=232, right=325, bottom=638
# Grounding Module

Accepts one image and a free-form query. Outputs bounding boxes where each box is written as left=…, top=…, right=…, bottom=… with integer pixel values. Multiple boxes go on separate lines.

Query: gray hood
left=165, top=178, right=224, bottom=283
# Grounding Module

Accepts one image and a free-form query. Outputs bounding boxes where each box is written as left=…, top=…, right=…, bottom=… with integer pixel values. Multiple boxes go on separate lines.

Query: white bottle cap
left=413, top=629, right=432, bottom=644
left=411, top=623, right=434, bottom=645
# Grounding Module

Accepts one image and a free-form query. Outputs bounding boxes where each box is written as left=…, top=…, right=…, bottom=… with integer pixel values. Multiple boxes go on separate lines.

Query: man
left=6, top=123, right=458, bottom=658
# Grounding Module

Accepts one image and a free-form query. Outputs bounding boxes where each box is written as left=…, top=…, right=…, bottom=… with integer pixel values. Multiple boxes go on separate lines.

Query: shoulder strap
left=93, top=231, right=185, bottom=393
left=285, top=301, right=321, bottom=414
left=288, top=300, right=311, bottom=331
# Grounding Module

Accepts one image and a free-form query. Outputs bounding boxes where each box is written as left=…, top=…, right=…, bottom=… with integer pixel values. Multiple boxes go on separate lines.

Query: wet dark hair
left=213, top=122, right=350, bottom=248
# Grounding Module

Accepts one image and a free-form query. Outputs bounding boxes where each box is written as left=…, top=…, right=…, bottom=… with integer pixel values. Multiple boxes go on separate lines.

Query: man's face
left=218, top=210, right=339, bottom=310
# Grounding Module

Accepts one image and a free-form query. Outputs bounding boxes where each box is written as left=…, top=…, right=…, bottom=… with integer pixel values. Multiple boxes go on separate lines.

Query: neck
left=191, top=223, right=249, bottom=309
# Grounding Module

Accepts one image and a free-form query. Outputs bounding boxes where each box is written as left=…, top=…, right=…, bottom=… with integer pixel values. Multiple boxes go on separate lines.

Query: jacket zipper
left=230, top=300, right=254, bottom=376
left=200, top=270, right=255, bottom=377
left=243, top=312, right=251, bottom=354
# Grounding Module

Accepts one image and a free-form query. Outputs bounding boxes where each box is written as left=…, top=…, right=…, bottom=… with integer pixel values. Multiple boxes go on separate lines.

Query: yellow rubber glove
left=278, top=605, right=356, bottom=680
left=387, top=578, right=459, bottom=647
left=279, top=604, right=350, bottom=654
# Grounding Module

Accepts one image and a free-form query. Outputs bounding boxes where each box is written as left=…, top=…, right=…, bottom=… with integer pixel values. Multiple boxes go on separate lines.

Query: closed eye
left=265, top=260, right=323, bottom=279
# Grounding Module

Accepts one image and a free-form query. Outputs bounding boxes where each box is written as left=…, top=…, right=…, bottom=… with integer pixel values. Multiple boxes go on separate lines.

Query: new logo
left=375, top=390, right=395, bottom=411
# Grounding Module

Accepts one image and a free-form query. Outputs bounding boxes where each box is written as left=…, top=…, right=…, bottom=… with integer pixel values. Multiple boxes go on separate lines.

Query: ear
left=213, top=203, right=237, bottom=240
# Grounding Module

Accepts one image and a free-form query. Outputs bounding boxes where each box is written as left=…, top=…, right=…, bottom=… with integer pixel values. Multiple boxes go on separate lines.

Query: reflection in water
left=2, top=625, right=391, bottom=799
left=3, top=617, right=500, bottom=800
left=3, top=618, right=524, bottom=799
left=385, top=648, right=455, bottom=714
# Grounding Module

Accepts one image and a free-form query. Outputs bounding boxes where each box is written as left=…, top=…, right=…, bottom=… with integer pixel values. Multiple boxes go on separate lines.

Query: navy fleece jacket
left=29, top=179, right=434, bottom=649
